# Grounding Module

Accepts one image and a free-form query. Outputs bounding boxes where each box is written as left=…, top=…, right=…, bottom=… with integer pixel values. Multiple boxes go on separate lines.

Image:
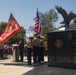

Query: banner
left=0, top=13, right=22, bottom=44
left=34, top=8, right=42, bottom=35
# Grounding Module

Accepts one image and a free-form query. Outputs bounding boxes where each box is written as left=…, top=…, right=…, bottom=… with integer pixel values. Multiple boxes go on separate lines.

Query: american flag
left=34, top=8, right=41, bottom=35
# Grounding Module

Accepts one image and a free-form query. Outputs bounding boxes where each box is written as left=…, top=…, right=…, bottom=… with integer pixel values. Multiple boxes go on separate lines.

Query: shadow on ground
left=0, top=60, right=76, bottom=75
left=23, top=64, right=76, bottom=75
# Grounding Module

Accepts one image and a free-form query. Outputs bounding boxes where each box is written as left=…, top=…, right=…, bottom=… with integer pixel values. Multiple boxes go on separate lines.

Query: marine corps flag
left=0, top=13, right=22, bottom=44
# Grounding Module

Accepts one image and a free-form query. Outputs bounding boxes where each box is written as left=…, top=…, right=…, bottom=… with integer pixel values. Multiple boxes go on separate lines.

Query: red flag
left=34, top=8, right=42, bottom=35
left=0, top=13, right=22, bottom=44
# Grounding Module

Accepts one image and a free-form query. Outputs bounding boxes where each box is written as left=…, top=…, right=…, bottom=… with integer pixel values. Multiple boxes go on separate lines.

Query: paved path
left=0, top=56, right=76, bottom=75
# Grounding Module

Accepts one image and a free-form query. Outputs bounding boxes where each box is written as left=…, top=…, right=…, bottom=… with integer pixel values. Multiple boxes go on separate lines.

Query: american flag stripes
left=34, top=8, right=41, bottom=35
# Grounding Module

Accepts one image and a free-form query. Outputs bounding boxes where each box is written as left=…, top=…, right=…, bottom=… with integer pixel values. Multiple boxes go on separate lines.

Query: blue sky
left=0, top=0, right=76, bottom=36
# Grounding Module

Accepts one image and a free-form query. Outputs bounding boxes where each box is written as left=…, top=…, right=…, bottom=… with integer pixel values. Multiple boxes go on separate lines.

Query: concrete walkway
left=0, top=56, right=76, bottom=75
left=0, top=56, right=48, bottom=75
